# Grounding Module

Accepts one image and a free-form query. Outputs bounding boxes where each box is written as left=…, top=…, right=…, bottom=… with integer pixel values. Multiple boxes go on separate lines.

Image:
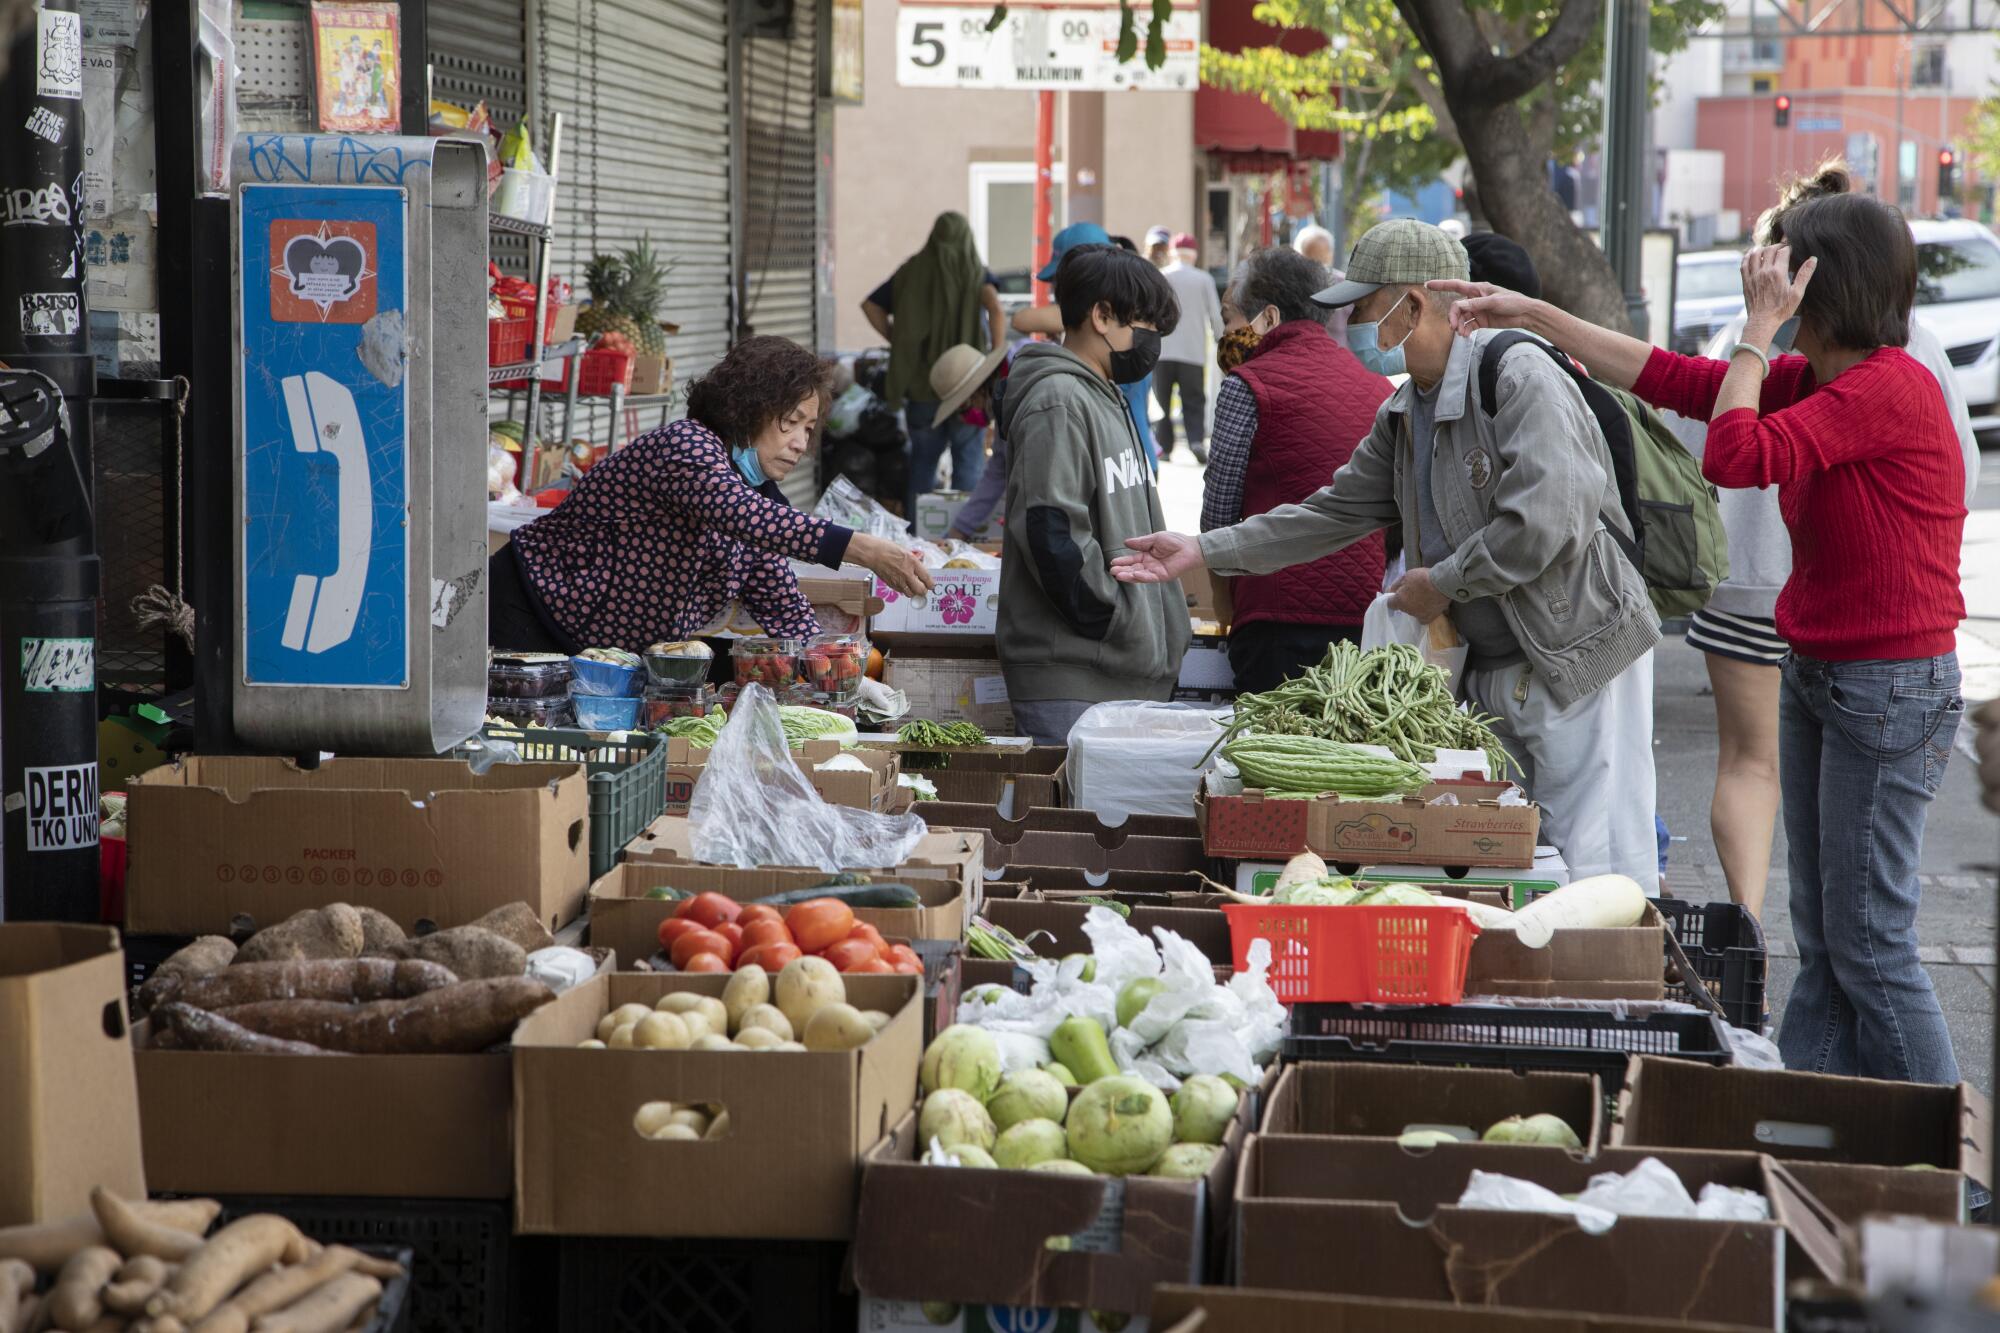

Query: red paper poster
left=310, top=2, right=401, bottom=134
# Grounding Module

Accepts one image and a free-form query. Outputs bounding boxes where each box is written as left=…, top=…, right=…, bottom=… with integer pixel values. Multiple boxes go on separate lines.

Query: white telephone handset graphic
left=278, top=371, right=371, bottom=654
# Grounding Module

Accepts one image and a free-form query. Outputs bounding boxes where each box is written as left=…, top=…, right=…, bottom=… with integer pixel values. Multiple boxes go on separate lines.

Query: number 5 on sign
left=895, top=6, right=1000, bottom=87
left=895, top=1, right=1199, bottom=91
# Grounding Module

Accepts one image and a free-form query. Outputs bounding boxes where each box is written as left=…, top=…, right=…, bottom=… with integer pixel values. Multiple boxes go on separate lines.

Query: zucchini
left=643, top=886, right=692, bottom=902
left=822, top=871, right=873, bottom=887
left=748, top=882, right=924, bottom=909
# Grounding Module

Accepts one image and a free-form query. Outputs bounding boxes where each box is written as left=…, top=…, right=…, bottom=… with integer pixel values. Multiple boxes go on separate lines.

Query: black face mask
left=1108, top=326, right=1162, bottom=385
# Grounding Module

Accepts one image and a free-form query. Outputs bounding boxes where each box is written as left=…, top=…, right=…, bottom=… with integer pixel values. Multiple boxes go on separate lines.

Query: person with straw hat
left=922, top=341, right=1013, bottom=542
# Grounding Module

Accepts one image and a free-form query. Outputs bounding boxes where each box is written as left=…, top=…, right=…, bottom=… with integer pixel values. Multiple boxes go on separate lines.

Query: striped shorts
left=1686, top=607, right=1789, bottom=666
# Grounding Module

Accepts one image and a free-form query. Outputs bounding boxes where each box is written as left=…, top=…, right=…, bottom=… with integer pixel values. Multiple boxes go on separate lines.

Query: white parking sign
left=895, top=0, right=1197, bottom=91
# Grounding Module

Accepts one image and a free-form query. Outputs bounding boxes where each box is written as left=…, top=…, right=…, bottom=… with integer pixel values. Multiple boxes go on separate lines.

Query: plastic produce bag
left=814, top=475, right=910, bottom=544
left=1361, top=592, right=1468, bottom=697
left=1458, top=1156, right=1768, bottom=1235
left=827, top=383, right=876, bottom=438
left=1066, top=702, right=1231, bottom=822
left=688, top=683, right=928, bottom=871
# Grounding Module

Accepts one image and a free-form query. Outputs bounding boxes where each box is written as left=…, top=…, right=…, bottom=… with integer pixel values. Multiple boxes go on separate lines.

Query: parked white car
left=1673, top=249, right=1747, bottom=355
left=1909, top=219, right=2000, bottom=427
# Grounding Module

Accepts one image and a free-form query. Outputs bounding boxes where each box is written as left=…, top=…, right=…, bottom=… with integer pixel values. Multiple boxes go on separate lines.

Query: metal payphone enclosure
left=230, top=134, right=487, bottom=754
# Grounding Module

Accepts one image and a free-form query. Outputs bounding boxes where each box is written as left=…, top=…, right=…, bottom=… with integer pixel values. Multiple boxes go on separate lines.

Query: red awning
left=1196, top=4, right=1338, bottom=162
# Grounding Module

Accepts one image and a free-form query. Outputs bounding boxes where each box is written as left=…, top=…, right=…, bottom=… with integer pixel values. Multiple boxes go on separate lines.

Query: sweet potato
left=247, top=1273, right=378, bottom=1333
left=151, top=1007, right=339, bottom=1057
left=89, top=1192, right=202, bottom=1266
left=467, top=903, right=554, bottom=953
left=14, top=1295, right=41, bottom=1333
left=351, top=908, right=405, bottom=957
left=138, top=938, right=238, bottom=1015
left=0, top=1201, right=214, bottom=1275
left=390, top=927, right=524, bottom=980
left=216, top=977, right=555, bottom=1054
left=187, top=1246, right=359, bottom=1333
left=0, top=1258, right=33, bottom=1333
left=49, top=1245, right=118, bottom=1330
left=102, top=1257, right=171, bottom=1317
left=172, top=960, right=456, bottom=1010
left=148, top=1219, right=306, bottom=1324
left=233, top=907, right=364, bottom=965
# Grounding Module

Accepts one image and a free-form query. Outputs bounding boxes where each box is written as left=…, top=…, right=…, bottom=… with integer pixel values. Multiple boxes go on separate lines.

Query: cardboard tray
left=1151, top=1287, right=1768, bottom=1333
left=924, top=802, right=1200, bottom=843
left=1197, top=784, right=1539, bottom=869
left=1461, top=900, right=1669, bottom=1002
left=980, top=896, right=1235, bottom=968
left=1258, top=1061, right=1603, bottom=1151
left=659, top=738, right=903, bottom=817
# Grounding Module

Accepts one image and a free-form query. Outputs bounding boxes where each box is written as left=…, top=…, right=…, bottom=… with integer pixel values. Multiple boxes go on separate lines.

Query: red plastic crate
left=1222, top=902, right=1481, bottom=1004
left=488, top=317, right=533, bottom=366
left=497, top=294, right=561, bottom=342
left=575, top=347, right=634, bottom=396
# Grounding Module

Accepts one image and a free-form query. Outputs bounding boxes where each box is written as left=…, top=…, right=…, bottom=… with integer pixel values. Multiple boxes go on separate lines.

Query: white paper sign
left=26, top=763, right=98, bottom=851
left=37, top=9, right=84, bottom=100
left=896, top=1, right=1197, bottom=91
left=972, top=674, right=1009, bottom=705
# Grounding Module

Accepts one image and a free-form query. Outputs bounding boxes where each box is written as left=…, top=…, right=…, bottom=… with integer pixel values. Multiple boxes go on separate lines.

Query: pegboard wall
left=236, top=11, right=312, bottom=132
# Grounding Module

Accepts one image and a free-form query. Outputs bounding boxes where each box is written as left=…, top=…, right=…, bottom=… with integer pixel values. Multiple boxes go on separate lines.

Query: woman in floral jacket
left=491, top=336, right=931, bottom=652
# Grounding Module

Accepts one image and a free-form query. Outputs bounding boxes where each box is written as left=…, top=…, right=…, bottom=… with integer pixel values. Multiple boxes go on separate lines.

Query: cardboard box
left=1151, top=1288, right=1763, bottom=1333
left=1771, top=1159, right=1967, bottom=1286
left=1258, top=1062, right=1602, bottom=1150
left=691, top=572, right=883, bottom=638
left=0, top=925, right=147, bottom=1223
left=1614, top=1056, right=1992, bottom=1185
left=853, top=1107, right=1239, bottom=1317
left=1462, top=901, right=1666, bottom=1002
left=926, top=802, right=1200, bottom=843
left=513, top=971, right=920, bottom=1237
left=874, top=741, right=1066, bottom=810
left=982, top=897, right=1234, bottom=968
left=134, top=1024, right=512, bottom=1198
left=871, top=569, right=1002, bottom=638
left=1234, top=1135, right=1787, bottom=1328
left=629, top=352, right=672, bottom=396
left=978, top=830, right=1215, bottom=880
left=1179, top=565, right=1229, bottom=633
left=1197, top=783, right=1539, bottom=867
left=882, top=648, right=1014, bottom=734
left=1001, top=867, right=1224, bottom=897
left=125, top=756, right=591, bottom=935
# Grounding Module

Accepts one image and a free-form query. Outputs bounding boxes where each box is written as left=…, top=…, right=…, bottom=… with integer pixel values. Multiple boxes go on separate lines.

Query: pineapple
left=575, top=251, right=644, bottom=347
left=612, top=235, right=671, bottom=357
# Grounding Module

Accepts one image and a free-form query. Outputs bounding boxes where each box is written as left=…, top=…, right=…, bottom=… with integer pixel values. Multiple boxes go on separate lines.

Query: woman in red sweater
left=1439, top=193, right=1967, bottom=1086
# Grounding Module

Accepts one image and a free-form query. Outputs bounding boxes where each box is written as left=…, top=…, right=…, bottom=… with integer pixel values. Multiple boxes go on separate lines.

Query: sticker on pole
left=896, top=0, right=1197, bottom=91
left=21, top=292, right=81, bottom=337
left=26, top=763, right=98, bottom=852
left=37, top=9, right=83, bottom=100
left=20, top=637, right=93, bottom=692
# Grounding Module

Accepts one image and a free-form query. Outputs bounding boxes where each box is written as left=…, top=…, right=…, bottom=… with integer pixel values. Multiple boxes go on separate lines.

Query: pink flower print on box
left=939, top=586, right=977, bottom=626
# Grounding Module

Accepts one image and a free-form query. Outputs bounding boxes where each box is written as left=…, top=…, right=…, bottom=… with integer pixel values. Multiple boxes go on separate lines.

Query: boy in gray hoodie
left=997, top=245, right=1193, bottom=744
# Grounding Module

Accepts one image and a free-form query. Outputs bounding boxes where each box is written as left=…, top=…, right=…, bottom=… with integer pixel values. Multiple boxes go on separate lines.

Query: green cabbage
left=1354, top=883, right=1439, bottom=908
left=1275, top=876, right=1360, bottom=906
left=779, top=706, right=859, bottom=747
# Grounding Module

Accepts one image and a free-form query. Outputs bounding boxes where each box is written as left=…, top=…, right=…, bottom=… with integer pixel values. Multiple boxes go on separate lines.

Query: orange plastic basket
left=1222, top=902, right=1482, bottom=1005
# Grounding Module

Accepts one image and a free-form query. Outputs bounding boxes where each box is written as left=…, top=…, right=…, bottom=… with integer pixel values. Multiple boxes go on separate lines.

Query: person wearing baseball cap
left=1143, top=225, right=1174, bottom=265
left=1017, top=222, right=1156, bottom=464
left=1112, top=217, right=1663, bottom=886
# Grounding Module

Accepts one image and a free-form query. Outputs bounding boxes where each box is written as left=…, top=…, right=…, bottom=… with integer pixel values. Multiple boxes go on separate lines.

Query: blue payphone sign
left=238, top=182, right=410, bottom=688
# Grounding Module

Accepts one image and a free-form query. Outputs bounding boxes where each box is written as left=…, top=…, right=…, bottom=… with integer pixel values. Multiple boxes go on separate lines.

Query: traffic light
left=1774, top=94, right=1791, bottom=128
left=1938, top=148, right=1957, bottom=200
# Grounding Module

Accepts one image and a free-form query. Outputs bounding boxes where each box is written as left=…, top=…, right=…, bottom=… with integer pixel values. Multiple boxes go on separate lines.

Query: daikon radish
left=1511, top=875, right=1647, bottom=946
left=1273, top=850, right=1328, bottom=895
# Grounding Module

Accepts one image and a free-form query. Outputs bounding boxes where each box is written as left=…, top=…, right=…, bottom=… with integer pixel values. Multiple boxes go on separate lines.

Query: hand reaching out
left=1110, top=531, right=1205, bottom=584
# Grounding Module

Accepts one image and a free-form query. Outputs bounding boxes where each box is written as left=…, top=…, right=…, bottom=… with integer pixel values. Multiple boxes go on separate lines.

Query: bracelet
left=1729, top=342, right=1771, bottom=376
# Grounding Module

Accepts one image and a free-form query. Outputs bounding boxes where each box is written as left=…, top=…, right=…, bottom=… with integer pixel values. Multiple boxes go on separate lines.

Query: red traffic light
left=1939, top=149, right=1955, bottom=166
left=1775, top=95, right=1791, bottom=110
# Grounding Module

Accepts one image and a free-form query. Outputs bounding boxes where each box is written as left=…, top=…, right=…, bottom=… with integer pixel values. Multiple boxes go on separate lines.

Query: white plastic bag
left=688, top=684, right=928, bottom=871
left=1361, top=592, right=1468, bottom=697
left=1065, top=702, right=1230, bottom=822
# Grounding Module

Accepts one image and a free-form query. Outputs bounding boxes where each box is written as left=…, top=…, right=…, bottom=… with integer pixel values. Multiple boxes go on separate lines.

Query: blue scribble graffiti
left=242, top=135, right=433, bottom=186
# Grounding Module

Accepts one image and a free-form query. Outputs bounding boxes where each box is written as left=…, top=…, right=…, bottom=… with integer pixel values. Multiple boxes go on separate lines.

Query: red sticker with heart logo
left=268, top=218, right=378, bottom=324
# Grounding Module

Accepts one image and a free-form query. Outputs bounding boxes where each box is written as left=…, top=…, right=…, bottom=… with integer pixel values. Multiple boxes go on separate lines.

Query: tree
left=1970, top=86, right=2000, bottom=198
left=1198, top=0, right=1719, bottom=331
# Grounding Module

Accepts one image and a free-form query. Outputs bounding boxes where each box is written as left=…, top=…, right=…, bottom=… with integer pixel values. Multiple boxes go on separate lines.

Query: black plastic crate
left=557, top=1235, right=852, bottom=1333
left=1654, top=897, right=1769, bottom=1030
left=1282, top=1002, right=1732, bottom=1104
left=359, top=1245, right=416, bottom=1333
left=201, top=1196, right=518, bottom=1333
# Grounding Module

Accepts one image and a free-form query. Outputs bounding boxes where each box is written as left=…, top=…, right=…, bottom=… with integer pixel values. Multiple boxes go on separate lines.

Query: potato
left=675, top=1010, right=714, bottom=1043
left=772, top=1041, right=807, bottom=1052
left=599, top=1003, right=653, bottom=1042
left=607, top=1024, right=638, bottom=1050
left=733, top=1027, right=781, bottom=1050
left=706, top=1110, right=732, bottom=1139
left=692, top=1033, right=736, bottom=1052
left=633, top=1011, right=691, bottom=1050
left=860, top=1010, right=893, bottom=1032
left=722, top=967, right=769, bottom=1032
left=649, top=1124, right=700, bottom=1142
left=576, top=1039, right=607, bottom=1050
left=655, top=992, right=704, bottom=1015
left=632, top=1102, right=678, bottom=1137
left=804, top=1003, right=876, bottom=1052
left=667, top=1108, right=710, bottom=1135
left=738, top=1004, right=793, bottom=1042
left=775, top=957, right=845, bottom=1033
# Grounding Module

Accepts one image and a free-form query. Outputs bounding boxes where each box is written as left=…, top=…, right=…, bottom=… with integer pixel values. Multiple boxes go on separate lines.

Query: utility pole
left=1602, top=0, right=1651, bottom=337
left=0, top=0, right=103, bottom=921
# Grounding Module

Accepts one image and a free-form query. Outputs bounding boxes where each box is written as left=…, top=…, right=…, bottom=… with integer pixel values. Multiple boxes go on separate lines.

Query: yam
left=15, top=1295, right=40, bottom=1333
left=341, top=1256, right=400, bottom=1283
left=148, top=1219, right=307, bottom=1323
left=173, top=960, right=456, bottom=1011
left=234, top=907, right=364, bottom=965
left=467, top=903, right=554, bottom=953
left=390, top=927, right=524, bottom=981
left=188, top=1247, right=360, bottom=1333
left=0, top=1258, right=33, bottom=1333
left=0, top=1201, right=220, bottom=1275
left=49, top=1245, right=119, bottom=1330
left=137, top=938, right=238, bottom=1015
left=351, top=908, right=405, bottom=957
left=247, top=1273, right=379, bottom=1333
left=102, top=1257, right=171, bottom=1316
left=89, top=1192, right=202, bottom=1265
left=151, top=1007, right=339, bottom=1057
left=216, top=977, right=556, bottom=1054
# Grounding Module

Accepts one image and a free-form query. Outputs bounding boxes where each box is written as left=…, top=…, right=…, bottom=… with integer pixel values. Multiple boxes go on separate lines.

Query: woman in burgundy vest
left=1200, top=247, right=1393, bottom=692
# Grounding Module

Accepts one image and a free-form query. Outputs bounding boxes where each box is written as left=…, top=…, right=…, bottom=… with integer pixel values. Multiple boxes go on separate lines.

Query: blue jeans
left=904, top=398, right=987, bottom=516
left=1776, top=653, right=1965, bottom=1084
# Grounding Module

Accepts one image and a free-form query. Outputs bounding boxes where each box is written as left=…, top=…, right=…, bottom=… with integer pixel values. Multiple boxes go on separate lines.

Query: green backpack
left=1478, top=332, right=1728, bottom=620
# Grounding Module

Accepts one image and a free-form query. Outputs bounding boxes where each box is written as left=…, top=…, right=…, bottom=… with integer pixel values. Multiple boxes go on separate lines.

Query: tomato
left=886, top=943, right=922, bottom=971
left=822, top=938, right=882, bottom=973
left=681, top=951, right=729, bottom=974
left=846, top=923, right=888, bottom=956
left=736, top=904, right=784, bottom=928
left=711, top=922, right=744, bottom=956
left=672, top=896, right=701, bottom=919
left=786, top=899, right=857, bottom=955
left=738, top=942, right=802, bottom=974
left=657, top=917, right=705, bottom=950
left=671, top=928, right=733, bottom=971
left=741, top=918, right=794, bottom=953
left=684, top=892, right=742, bottom=930
left=853, top=957, right=895, bottom=974
left=891, top=960, right=922, bottom=975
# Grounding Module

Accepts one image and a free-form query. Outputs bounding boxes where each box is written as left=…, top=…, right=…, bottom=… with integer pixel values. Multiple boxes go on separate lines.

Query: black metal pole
left=0, top=0, right=99, bottom=921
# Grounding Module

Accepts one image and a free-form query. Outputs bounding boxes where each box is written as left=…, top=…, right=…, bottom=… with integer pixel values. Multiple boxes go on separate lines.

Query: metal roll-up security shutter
left=739, top=1, right=820, bottom=350
left=539, top=0, right=735, bottom=389
left=429, top=0, right=530, bottom=272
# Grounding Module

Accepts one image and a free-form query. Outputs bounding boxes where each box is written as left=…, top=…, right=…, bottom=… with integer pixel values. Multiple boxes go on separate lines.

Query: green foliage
left=1971, top=80, right=2000, bottom=184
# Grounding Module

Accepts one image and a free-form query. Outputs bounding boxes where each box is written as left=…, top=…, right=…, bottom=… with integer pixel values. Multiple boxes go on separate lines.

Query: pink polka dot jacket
left=510, top=418, right=854, bottom=651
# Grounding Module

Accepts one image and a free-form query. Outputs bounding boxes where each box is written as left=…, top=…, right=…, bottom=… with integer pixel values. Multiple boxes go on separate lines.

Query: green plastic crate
left=472, top=725, right=666, bottom=879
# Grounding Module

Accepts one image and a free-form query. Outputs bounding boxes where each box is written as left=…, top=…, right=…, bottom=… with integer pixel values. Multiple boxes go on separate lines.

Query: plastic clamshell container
left=488, top=654, right=574, bottom=700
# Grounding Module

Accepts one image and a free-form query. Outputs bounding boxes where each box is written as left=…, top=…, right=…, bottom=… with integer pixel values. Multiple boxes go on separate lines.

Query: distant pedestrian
left=861, top=212, right=1007, bottom=515
left=1154, top=232, right=1223, bottom=464
left=1144, top=225, right=1174, bottom=268
left=1293, top=225, right=1335, bottom=268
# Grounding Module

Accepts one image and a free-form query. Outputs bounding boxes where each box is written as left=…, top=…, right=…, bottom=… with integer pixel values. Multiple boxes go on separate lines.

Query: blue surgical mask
left=731, top=446, right=768, bottom=486
left=1769, top=316, right=1800, bottom=356
left=1346, top=293, right=1416, bottom=377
